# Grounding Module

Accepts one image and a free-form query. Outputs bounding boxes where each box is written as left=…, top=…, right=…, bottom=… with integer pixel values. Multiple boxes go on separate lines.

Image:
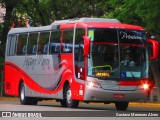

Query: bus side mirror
left=147, top=39, right=159, bottom=60
left=83, top=36, right=90, bottom=56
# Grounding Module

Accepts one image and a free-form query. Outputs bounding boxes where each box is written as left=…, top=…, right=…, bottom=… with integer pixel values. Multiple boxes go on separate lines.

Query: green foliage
left=0, top=0, right=160, bottom=35
left=106, top=0, right=160, bottom=37
left=14, top=0, right=52, bottom=26
left=136, top=0, right=160, bottom=31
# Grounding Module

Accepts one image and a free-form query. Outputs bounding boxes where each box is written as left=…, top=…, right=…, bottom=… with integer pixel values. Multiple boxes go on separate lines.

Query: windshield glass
left=88, top=28, right=148, bottom=80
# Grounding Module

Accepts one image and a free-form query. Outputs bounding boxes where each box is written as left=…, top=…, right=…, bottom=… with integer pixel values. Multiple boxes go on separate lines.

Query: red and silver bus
left=4, top=18, right=158, bottom=110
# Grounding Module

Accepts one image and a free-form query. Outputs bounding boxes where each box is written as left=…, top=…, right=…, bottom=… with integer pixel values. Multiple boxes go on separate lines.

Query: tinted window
left=61, top=30, right=73, bottom=53
left=89, top=29, right=118, bottom=42
left=38, top=32, right=50, bottom=54
left=89, top=29, right=146, bottom=45
left=49, top=31, right=61, bottom=54
left=74, top=29, right=85, bottom=62
left=74, top=29, right=85, bottom=79
left=28, top=33, right=38, bottom=55
left=7, top=35, right=17, bottom=56
left=17, top=34, right=28, bottom=55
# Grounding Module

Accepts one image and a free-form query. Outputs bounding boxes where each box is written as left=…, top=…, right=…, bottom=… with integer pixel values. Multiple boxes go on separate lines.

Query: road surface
left=0, top=98, right=160, bottom=120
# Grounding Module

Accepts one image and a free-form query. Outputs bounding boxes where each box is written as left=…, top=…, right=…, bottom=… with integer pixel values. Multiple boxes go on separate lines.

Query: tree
left=106, top=0, right=160, bottom=36
left=0, top=0, right=18, bottom=46
left=14, top=0, right=52, bottom=26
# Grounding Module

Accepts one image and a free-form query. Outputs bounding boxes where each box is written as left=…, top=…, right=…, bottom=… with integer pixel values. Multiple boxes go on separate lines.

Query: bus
left=4, top=18, right=159, bottom=110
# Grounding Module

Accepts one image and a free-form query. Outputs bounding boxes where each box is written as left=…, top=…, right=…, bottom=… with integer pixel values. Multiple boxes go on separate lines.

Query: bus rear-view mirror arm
left=83, top=36, right=90, bottom=57
left=147, top=39, right=159, bottom=60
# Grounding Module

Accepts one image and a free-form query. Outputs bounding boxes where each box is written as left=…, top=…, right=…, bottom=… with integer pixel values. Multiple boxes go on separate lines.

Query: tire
left=62, top=85, right=79, bottom=108
left=20, top=82, right=38, bottom=105
left=0, top=70, right=6, bottom=96
left=115, top=102, right=129, bottom=111
left=1, top=80, right=6, bottom=96
left=60, top=100, right=67, bottom=107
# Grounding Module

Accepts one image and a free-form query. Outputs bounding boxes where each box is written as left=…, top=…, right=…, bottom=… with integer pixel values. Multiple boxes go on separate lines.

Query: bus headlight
left=87, top=81, right=101, bottom=88
left=137, top=84, right=149, bottom=90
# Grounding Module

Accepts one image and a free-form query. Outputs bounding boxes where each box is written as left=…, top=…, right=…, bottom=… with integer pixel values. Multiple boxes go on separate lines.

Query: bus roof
left=8, top=25, right=52, bottom=35
left=8, top=18, right=144, bottom=35
left=51, top=17, right=121, bottom=25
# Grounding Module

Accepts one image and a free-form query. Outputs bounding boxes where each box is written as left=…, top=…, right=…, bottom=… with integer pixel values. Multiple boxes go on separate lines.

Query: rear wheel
left=115, top=102, right=129, bottom=111
left=60, top=100, right=67, bottom=107
left=61, top=85, right=79, bottom=108
left=20, top=82, right=38, bottom=105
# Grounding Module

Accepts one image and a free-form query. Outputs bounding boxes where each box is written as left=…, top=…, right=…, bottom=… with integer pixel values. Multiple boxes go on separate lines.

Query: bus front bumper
left=83, top=85, right=149, bottom=102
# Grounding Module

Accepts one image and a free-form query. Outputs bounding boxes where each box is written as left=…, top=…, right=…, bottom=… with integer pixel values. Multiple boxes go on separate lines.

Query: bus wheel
left=64, top=85, right=79, bottom=108
left=60, top=100, right=67, bottom=107
left=20, top=82, right=38, bottom=105
left=115, top=102, right=129, bottom=111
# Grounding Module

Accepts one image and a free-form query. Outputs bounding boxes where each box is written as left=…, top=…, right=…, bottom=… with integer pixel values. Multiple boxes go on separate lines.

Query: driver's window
left=91, top=44, right=118, bottom=69
left=88, top=44, right=119, bottom=77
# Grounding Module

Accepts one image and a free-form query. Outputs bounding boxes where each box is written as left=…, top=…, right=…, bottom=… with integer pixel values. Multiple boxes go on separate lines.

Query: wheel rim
left=21, top=86, right=25, bottom=101
left=66, top=89, right=71, bottom=104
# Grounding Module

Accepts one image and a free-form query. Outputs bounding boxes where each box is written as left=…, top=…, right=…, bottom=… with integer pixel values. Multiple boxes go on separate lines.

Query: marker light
left=87, top=81, right=101, bottom=88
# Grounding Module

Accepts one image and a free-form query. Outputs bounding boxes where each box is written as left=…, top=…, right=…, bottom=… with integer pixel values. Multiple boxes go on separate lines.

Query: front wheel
left=20, top=82, right=38, bottom=105
left=61, top=85, right=79, bottom=108
left=115, top=102, right=129, bottom=111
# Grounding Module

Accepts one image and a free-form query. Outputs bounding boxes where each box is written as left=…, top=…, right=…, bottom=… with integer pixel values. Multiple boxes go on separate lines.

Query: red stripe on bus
left=5, top=61, right=63, bottom=94
left=118, top=79, right=155, bottom=86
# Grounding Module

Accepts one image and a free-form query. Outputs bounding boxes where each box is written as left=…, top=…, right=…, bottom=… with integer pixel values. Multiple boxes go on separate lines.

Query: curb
left=129, top=102, right=160, bottom=106
left=0, top=96, right=19, bottom=101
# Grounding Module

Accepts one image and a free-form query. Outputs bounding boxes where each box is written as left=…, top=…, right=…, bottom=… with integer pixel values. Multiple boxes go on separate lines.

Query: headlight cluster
left=137, top=83, right=149, bottom=90
left=86, top=81, right=101, bottom=88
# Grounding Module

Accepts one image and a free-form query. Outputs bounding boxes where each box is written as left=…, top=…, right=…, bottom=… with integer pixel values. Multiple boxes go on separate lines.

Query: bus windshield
left=88, top=29, right=148, bottom=80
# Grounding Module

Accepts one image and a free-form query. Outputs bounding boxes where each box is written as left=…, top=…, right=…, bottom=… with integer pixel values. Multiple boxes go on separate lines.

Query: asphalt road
left=0, top=99, right=160, bottom=120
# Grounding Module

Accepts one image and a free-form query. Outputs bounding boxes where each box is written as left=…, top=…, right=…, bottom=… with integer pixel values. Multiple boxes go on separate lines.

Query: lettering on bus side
left=23, top=55, right=51, bottom=70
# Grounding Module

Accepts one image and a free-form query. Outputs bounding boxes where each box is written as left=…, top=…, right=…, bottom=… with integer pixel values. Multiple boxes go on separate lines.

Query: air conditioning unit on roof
left=52, top=17, right=120, bottom=25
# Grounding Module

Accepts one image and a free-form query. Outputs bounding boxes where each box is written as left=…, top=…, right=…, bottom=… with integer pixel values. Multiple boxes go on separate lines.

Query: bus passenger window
left=22, top=45, right=27, bottom=54
left=17, top=34, right=28, bottom=55
left=43, top=44, right=49, bottom=54
left=32, top=45, right=37, bottom=54
left=50, top=31, right=61, bottom=54
left=27, top=33, right=38, bottom=55
left=62, top=30, right=73, bottom=53
left=50, top=46, right=55, bottom=53
left=38, top=32, right=50, bottom=54
left=49, top=44, right=60, bottom=54
left=7, top=35, right=17, bottom=56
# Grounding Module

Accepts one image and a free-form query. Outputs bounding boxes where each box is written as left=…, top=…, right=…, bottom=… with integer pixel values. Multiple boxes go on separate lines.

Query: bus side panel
left=71, top=81, right=85, bottom=101
left=4, top=55, right=72, bottom=97
left=4, top=53, right=85, bottom=100
left=4, top=63, right=22, bottom=96
left=60, top=54, right=84, bottom=101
